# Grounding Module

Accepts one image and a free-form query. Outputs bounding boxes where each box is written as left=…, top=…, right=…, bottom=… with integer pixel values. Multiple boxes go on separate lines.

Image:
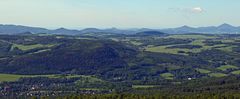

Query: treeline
left=29, top=93, right=240, bottom=99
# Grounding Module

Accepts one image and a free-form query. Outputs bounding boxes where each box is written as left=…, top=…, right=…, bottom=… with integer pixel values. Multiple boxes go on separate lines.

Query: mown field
left=0, top=74, right=96, bottom=82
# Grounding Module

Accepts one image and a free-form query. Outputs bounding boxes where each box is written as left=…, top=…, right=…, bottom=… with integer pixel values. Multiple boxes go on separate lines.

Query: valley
left=0, top=32, right=240, bottom=98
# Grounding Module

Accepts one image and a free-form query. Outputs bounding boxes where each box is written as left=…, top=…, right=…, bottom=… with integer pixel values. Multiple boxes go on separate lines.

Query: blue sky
left=0, top=0, right=239, bottom=29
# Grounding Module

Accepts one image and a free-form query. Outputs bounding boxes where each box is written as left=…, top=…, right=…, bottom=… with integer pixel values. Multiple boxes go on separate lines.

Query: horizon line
left=0, top=23, right=239, bottom=30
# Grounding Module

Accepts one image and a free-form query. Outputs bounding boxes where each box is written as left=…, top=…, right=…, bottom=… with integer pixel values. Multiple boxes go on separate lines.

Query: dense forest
left=0, top=32, right=240, bottom=98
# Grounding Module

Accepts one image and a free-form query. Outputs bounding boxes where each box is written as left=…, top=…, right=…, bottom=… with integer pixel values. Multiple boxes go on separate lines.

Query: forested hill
left=1, top=33, right=240, bottom=81
left=0, top=35, right=137, bottom=74
left=0, top=33, right=240, bottom=97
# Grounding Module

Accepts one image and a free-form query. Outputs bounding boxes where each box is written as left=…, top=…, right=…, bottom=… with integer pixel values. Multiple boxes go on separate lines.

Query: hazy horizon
left=0, top=0, right=240, bottom=29
left=0, top=23, right=239, bottom=30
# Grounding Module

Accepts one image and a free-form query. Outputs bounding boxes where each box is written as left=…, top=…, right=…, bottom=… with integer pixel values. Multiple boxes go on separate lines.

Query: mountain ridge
left=0, top=23, right=240, bottom=35
left=161, top=23, right=240, bottom=34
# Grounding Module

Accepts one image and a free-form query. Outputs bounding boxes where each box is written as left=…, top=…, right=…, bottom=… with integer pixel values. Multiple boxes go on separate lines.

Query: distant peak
left=106, top=27, right=119, bottom=30
left=109, top=27, right=118, bottom=29
left=218, top=23, right=234, bottom=28
left=179, top=25, right=193, bottom=29
left=57, top=27, right=67, bottom=30
left=82, top=28, right=99, bottom=30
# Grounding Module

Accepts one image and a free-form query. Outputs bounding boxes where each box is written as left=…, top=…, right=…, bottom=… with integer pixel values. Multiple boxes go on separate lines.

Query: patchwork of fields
left=145, top=36, right=236, bottom=55
left=121, top=34, right=240, bottom=80
left=0, top=33, right=240, bottom=96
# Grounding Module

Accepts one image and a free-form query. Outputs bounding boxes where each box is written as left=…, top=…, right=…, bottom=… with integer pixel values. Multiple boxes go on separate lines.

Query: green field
left=75, top=75, right=103, bottom=83
left=0, top=74, right=31, bottom=82
left=130, top=41, right=143, bottom=46
left=231, top=70, right=240, bottom=75
left=195, top=68, right=211, bottom=74
left=11, top=44, right=55, bottom=51
left=167, top=65, right=182, bottom=71
left=0, top=74, right=95, bottom=82
left=208, top=73, right=227, bottom=77
left=132, top=85, right=157, bottom=89
left=160, top=73, right=174, bottom=80
left=217, top=65, right=238, bottom=71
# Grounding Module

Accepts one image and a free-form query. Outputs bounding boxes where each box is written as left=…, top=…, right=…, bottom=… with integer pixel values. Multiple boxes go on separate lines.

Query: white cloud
left=169, top=7, right=204, bottom=14
left=191, top=7, right=204, bottom=13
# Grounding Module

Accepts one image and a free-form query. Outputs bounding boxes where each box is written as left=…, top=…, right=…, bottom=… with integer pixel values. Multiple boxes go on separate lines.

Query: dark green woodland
left=0, top=32, right=240, bottom=98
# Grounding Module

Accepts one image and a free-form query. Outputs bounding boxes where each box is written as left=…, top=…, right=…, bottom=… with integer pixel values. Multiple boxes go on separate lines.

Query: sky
left=0, top=0, right=239, bottom=29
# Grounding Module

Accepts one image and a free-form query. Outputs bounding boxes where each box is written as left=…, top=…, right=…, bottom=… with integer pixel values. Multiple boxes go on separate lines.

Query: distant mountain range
left=161, top=23, right=240, bottom=34
left=0, top=23, right=239, bottom=35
